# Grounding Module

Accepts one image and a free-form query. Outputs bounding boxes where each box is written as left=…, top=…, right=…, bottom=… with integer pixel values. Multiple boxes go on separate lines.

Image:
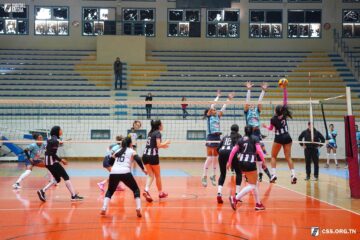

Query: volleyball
left=278, top=78, right=288, bottom=88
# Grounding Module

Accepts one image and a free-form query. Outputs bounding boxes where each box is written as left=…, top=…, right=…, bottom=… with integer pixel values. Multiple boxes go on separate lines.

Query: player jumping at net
left=244, top=81, right=271, bottom=182
left=216, top=124, right=242, bottom=204
left=12, top=133, right=49, bottom=189
left=262, top=81, right=297, bottom=184
left=37, top=126, right=84, bottom=202
left=101, top=137, right=147, bottom=217
left=325, top=124, right=339, bottom=168
left=97, top=135, right=125, bottom=192
left=228, top=125, right=266, bottom=211
left=202, top=90, right=234, bottom=187
left=142, top=120, right=171, bottom=202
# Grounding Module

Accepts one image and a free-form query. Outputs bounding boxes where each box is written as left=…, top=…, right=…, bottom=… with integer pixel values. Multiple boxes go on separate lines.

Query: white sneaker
left=12, top=183, right=21, bottom=189
left=100, top=207, right=106, bottom=215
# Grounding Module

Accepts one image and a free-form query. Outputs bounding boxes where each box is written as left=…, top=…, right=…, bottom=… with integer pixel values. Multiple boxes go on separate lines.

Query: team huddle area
left=0, top=0, right=360, bottom=239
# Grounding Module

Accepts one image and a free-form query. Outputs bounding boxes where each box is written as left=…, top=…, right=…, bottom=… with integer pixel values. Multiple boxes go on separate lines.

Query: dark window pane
left=53, top=8, right=68, bottom=20
left=343, top=24, right=353, bottom=37
left=288, top=24, right=298, bottom=37
left=250, top=24, right=261, bottom=37
left=12, top=7, right=27, bottom=19
left=189, top=22, right=200, bottom=37
left=354, top=24, right=360, bottom=37
left=305, top=10, right=321, bottom=23
left=83, top=21, right=94, bottom=35
left=169, top=10, right=183, bottom=21
left=84, top=8, right=98, bottom=20
left=228, top=23, right=238, bottom=37
left=140, top=9, right=154, bottom=21
left=208, top=10, right=222, bottom=21
left=134, top=22, right=144, bottom=35
left=0, top=20, right=4, bottom=33
left=299, top=24, right=309, bottom=37
left=123, top=22, right=132, bottom=34
left=145, top=23, right=154, bottom=36
left=104, top=21, right=115, bottom=35
left=207, top=23, right=216, bottom=37
left=169, top=23, right=178, bottom=36
left=343, top=10, right=360, bottom=23
left=261, top=24, right=270, bottom=37
left=0, top=6, right=10, bottom=18
left=218, top=23, right=228, bottom=37
left=266, top=11, right=282, bottom=23
left=185, top=10, right=199, bottom=22
left=250, top=11, right=265, bottom=22
left=224, top=11, right=239, bottom=22
left=123, top=9, right=138, bottom=21
left=288, top=11, right=305, bottom=23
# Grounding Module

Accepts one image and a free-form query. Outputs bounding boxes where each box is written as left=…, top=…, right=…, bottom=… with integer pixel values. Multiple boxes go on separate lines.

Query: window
left=168, top=9, right=201, bottom=37
left=0, top=3, right=28, bottom=35
left=249, top=10, right=282, bottom=38
left=288, top=10, right=321, bottom=38
left=83, top=7, right=116, bottom=36
left=207, top=9, right=239, bottom=38
left=35, top=7, right=69, bottom=36
left=122, top=8, right=155, bottom=36
left=343, top=10, right=360, bottom=38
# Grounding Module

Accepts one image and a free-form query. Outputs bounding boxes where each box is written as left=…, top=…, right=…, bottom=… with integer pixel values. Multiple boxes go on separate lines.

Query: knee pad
left=134, top=188, right=140, bottom=198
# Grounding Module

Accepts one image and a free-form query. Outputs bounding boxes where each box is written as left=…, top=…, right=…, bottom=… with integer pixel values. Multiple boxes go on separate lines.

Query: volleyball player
left=325, top=124, right=339, bottom=168
left=244, top=81, right=271, bottom=182
left=101, top=137, right=147, bottom=217
left=97, top=135, right=125, bottom=191
left=216, top=124, right=242, bottom=204
left=262, top=84, right=297, bottom=184
left=142, top=120, right=170, bottom=202
left=37, top=126, right=83, bottom=202
left=12, top=133, right=46, bottom=189
left=128, top=120, right=142, bottom=172
left=228, top=126, right=265, bottom=211
left=202, top=90, right=234, bottom=187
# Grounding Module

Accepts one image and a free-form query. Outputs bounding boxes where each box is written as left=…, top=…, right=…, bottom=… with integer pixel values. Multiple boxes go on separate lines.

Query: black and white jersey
left=143, top=130, right=161, bottom=156
left=218, top=135, right=234, bottom=154
left=271, top=116, right=289, bottom=136
left=237, top=135, right=260, bottom=163
left=44, top=135, right=61, bottom=165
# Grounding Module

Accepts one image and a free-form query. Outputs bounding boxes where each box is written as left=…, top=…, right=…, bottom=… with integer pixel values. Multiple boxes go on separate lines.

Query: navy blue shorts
left=25, top=159, right=43, bottom=166
left=274, top=133, right=292, bottom=145
left=142, top=155, right=159, bottom=165
left=239, top=161, right=257, bottom=172
left=103, top=156, right=112, bottom=168
left=206, top=133, right=221, bottom=148
left=327, top=142, right=337, bottom=149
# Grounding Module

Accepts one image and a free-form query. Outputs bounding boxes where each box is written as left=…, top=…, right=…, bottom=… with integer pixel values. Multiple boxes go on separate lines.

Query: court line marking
left=275, top=183, right=360, bottom=216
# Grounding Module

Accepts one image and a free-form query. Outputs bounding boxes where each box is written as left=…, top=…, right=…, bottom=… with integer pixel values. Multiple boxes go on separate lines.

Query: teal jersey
left=207, top=113, right=221, bottom=134
left=356, top=131, right=360, bottom=147
left=106, top=143, right=121, bottom=157
left=245, top=107, right=261, bottom=128
left=328, top=130, right=337, bottom=144
left=27, top=143, right=45, bottom=160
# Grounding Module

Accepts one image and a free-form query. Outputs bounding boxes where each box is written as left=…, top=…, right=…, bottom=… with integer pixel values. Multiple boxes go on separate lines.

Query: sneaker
left=304, top=176, right=310, bottom=181
left=255, top=203, right=265, bottom=211
left=100, top=208, right=106, bottom=215
left=336, top=164, right=340, bottom=169
left=37, top=189, right=46, bottom=202
left=217, top=195, right=223, bottom=204
left=136, top=209, right=142, bottom=218
left=270, top=175, right=277, bottom=183
left=201, top=176, right=207, bottom=187
left=116, top=184, right=125, bottom=191
left=97, top=182, right=105, bottom=192
left=291, top=175, right=297, bottom=184
left=143, top=191, right=153, bottom=202
left=229, top=195, right=237, bottom=211
left=324, top=163, right=329, bottom=168
left=12, top=182, right=21, bottom=189
left=258, top=173, right=263, bottom=182
left=209, top=175, right=216, bottom=186
left=71, top=194, right=84, bottom=201
left=312, top=177, right=319, bottom=181
left=159, top=192, right=168, bottom=199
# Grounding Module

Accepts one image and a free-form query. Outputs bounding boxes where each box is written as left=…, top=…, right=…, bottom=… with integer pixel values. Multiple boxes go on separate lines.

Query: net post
left=309, top=72, right=314, bottom=141
left=346, top=87, right=352, bottom=115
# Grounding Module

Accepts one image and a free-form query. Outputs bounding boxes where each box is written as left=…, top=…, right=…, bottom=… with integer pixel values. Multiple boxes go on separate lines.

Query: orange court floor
left=0, top=160, right=359, bottom=240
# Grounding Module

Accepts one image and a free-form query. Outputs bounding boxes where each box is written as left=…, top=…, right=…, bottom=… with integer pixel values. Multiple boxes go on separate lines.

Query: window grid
left=122, top=8, right=156, bottom=37
left=168, top=9, right=201, bottom=38
left=82, top=7, right=116, bottom=36
left=287, top=9, right=322, bottom=38
left=206, top=9, right=240, bottom=38
left=34, top=6, right=69, bottom=36
left=343, top=9, right=360, bottom=38
left=249, top=9, right=282, bottom=38
left=0, top=4, right=28, bottom=35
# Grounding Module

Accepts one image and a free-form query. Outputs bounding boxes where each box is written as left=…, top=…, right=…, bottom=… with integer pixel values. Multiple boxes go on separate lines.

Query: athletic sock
left=263, top=168, right=271, bottom=179
left=271, top=168, right=276, bottom=176
left=290, top=169, right=296, bottom=177
left=256, top=162, right=262, bottom=175
left=103, top=197, right=110, bottom=210
left=217, top=185, right=223, bottom=195
left=65, top=180, right=76, bottom=196
left=253, top=184, right=261, bottom=204
left=16, top=169, right=32, bottom=184
left=236, top=185, right=241, bottom=195
left=212, top=156, right=218, bottom=176
left=334, top=154, right=338, bottom=165
left=235, top=185, right=254, bottom=201
left=203, top=157, right=212, bottom=177
left=145, top=174, right=154, bottom=192
left=327, top=153, right=330, bottom=165
left=135, top=197, right=141, bottom=210
left=43, top=179, right=56, bottom=192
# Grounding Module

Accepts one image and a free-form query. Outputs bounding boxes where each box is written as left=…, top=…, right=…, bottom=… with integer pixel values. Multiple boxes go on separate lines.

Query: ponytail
left=149, top=119, right=161, bottom=136
left=230, top=124, right=240, bottom=145
left=115, top=137, right=132, bottom=158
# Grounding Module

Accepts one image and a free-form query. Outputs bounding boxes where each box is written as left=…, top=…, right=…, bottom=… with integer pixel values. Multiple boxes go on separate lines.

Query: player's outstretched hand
left=261, top=82, right=268, bottom=91
left=228, top=92, right=235, bottom=100
left=246, top=81, right=254, bottom=89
